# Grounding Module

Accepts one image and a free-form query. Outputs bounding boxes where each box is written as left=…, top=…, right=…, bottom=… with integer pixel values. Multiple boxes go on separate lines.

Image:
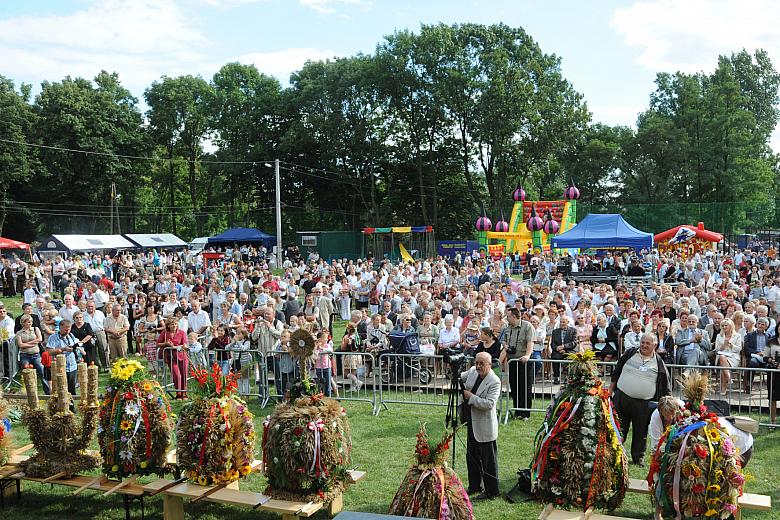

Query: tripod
left=444, top=362, right=465, bottom=468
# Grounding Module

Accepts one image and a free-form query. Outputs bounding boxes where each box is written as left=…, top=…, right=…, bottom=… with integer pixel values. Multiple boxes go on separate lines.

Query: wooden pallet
left=628, top=478, right=771, bottom=520
left=538, top=504, right=634, bottom=520
left=144, top=470, right=365, bottom=520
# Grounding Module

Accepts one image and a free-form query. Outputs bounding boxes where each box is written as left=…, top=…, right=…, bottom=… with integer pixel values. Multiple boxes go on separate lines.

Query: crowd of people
left=0, top=244, right=777, bottom=488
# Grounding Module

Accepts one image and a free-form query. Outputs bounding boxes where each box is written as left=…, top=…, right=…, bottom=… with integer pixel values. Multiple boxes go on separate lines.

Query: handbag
left=41, top=350, right=52, bottom=368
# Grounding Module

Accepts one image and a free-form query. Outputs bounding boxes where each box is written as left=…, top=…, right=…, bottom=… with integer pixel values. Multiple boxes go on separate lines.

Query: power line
left=0, top=137, right=274, bottom=166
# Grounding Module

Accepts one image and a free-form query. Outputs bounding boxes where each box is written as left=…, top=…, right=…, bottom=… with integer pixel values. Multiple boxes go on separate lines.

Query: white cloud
left=0, top=0, right=209, bottom=94
left=588, top=103, right=645, bottom=128
left=611, top=0, right=780, bottom=73
left=200, top=0, right=268, bottom=8
left=300, top=0, right=367, bottom=15
left=232, top=48, right=337, bottom=82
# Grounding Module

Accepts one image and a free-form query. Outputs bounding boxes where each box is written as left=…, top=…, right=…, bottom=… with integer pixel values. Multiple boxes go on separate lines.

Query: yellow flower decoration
left=705, top=426, right=721, bottom=442
left=707, top=484, right=721, bottom=492
left=142, top=382, right=153, bottom=392
left=111, top=358, right=145, bottom=381
left=704, top=509, right=718, bottom=517
left=120, top=420, right=132, bottom=431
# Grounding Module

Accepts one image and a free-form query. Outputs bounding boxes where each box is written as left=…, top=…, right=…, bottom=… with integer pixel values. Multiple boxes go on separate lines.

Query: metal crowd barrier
left=502, top=357, right=617, bottom=424
left=502, top=357, right=779, bottom=429
left=155, top=347, right=779, bottom=430
left=159, top=346, right=271, bottom=404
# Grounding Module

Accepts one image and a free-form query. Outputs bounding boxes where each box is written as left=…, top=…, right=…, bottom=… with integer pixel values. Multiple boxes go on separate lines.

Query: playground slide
left=398, top=243, right=415, bottom=263
left=503, top=200, right=575, bottom=253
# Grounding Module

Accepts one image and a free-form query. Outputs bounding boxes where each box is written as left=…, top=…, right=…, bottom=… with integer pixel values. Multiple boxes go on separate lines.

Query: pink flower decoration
left=721, top=437, right=736, bottom=456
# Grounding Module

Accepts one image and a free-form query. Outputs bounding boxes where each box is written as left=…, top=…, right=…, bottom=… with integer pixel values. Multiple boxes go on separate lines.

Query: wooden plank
left=629, top=478, right=771, bottom=511
left=42, top=471, right=67, bottom=483
left=347, top=470, right=365, bottom=484
left=103, top=474, right=139, bottom=497
left=73, top=475, right=107, bottom=495
left=740, top=492, right=772, bottom=511
left=535, top=509, right=634, bottom=520
left=142, top=479, right=323, bottom=516
left=628, top=478, right=649, bottom=494
left=12, top=444, right=34, bottom=455
left=24, top=475, right=145, bottom=496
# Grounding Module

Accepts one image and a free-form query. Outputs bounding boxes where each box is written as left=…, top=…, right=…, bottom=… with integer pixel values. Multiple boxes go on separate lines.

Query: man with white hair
left=461, top=351, right=501, bottom=500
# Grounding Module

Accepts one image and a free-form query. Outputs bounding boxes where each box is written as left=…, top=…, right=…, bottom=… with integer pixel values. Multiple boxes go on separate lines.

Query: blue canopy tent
left=551, top=214, right=653, bottom=250
left=207, top=227, right=277, bottom=248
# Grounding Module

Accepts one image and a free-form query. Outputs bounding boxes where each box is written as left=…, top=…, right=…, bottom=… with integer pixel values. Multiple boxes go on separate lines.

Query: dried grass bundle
left=263, top=395, right=352, bottom=502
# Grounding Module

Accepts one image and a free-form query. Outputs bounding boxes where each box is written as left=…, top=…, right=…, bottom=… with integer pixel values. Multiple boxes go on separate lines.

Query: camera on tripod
left=763, top=351, right=780, bottom=369
left=441, top=347, right=468, bottom=371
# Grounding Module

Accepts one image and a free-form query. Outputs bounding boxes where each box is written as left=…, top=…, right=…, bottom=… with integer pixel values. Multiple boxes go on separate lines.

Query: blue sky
left=2, top=0, right=778, bottom=142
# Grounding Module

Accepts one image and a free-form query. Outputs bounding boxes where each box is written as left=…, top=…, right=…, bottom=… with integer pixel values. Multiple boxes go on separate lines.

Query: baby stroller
left=378, top=331, right=432, bottom=385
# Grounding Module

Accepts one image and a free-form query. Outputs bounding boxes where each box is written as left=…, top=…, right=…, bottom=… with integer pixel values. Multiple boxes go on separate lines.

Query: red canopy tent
left=654, top=222, right=722, bottom=257
left=0, top=237, right=30, bottom=249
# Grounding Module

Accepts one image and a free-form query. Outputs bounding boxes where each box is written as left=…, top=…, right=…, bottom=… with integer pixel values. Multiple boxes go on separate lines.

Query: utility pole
left=275, top=158, right=283, bottom=268
left=110, top=183, right=114, bottom=234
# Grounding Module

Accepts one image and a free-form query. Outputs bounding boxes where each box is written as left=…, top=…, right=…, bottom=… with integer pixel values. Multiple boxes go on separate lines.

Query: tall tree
left=0, top=76, right=35, bottom=236
left=145, top=75, right=213, bottom=235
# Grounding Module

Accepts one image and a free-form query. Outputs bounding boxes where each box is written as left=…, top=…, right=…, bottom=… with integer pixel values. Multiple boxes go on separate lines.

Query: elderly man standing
left=610, top=334, right=670, bottom=466
left=499, top=308, right=535, bottom=419
left=312, top=284, right=335, bottom=333
left=104, top=304, right=130, bottom=361
left=461, top=351, right=501, bottom=501
left=251, top=307, right=283, bottom=400
left=84, top=300, right=108, bottom=372
left=674, top=314, right=711, bottom=366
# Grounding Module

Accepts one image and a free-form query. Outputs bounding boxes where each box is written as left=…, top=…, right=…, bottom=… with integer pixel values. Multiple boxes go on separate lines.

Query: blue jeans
left=219, top=360, right=231, bottom=376
left=316, top=368, right=332, bottom=397
left=21, top=352, right=50, bottom=395
left=530, top=351, right=543, bottom=380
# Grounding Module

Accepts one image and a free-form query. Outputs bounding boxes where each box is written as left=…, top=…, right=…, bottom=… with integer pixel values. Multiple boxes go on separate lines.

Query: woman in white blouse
left=715, top=318, right=742, bottom=395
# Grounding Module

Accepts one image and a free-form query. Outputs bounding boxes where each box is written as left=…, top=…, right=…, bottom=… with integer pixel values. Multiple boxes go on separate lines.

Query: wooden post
left=77, top=363, right=88, bottom=403
left=327, top=491, right=343, bottom=516
left=87, top=364, right=99, bottom=403
left=162, top=494, right=185, bottom=520
left=22, top=368, right=39, bottom=409
left=54, top=354, right=69, bottom=413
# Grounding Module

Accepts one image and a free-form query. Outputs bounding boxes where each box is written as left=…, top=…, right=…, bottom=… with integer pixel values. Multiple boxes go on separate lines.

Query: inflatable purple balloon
left=564, top=179, right=581, bottom=200
left=512, top=186, right=527, bottom=202
left=494, top=220, right=509, bottom=233
left=543, top=209, right=560, bottom=234
left=527, top=205, right=544, bottom=232
left=475, top=216, right=493, bottom=232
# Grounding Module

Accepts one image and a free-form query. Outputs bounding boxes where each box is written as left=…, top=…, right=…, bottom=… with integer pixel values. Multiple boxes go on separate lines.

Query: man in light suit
left=460, top=352, right=501, bottom=501
left=311, top=284, right=335, bottom=333
left=674, top=314, right=711, bottom=366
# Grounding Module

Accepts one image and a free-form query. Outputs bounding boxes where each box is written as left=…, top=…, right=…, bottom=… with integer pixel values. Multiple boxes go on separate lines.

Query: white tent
left=39, top=234, right=135, bottom=254
left=124, top=233, right=187, bottom=248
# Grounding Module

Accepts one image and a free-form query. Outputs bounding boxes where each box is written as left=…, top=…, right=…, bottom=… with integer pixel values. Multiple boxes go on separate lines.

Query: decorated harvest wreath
left=0, top=389, right=11, bottom=467
left=388, top=424, right=473, bottom=520
left=262, top=328, right=353, bottom=502
left=20, top=356, right=101, bottom=477
left=648, top=372, right=745, bottom=519
left=530, top=351, right=628, bottom=511
left=98, top=358, right=173, bottom=479
left=176, top=364, right=256, bottom=486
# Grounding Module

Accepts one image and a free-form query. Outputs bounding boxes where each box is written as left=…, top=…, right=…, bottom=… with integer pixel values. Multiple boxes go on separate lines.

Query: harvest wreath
left=98, top=358, right=173, bottom=479
left=530, top=351, right=628, bottom=511
left=647, top=372, right=745, bottom=519
left=387, top=424, right=474, bottom=520
left=176, top=363, right=256, bottom=486
left=262, top=328, right=353, bottom=503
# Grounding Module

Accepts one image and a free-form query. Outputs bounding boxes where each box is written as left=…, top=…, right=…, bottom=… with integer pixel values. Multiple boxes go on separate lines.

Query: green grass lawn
left=1, top=299, right=778, bottom=519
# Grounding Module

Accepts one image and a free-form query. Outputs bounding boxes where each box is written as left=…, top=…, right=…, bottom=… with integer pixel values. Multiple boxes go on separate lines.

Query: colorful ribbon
left=308, top=419, right=325, bottom=476
left=672, top=431, right=692, bottom=520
